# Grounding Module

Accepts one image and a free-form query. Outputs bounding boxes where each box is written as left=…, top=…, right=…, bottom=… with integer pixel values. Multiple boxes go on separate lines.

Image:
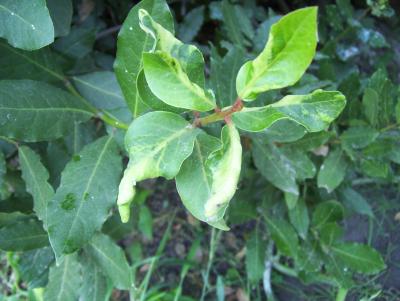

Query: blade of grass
left=130, top=210, right=176, bottom=301
left=174, top=237, right=202, bottom=301
left=200, top=228, right=221, bottom=301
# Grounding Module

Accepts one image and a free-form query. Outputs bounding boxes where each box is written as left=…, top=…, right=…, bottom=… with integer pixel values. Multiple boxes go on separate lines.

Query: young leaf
left=236, top=7, right=318, bottom=100
left=85, top=233, right=132, bottom=290
left=139, top=10, right=215, bottom=111
left=312, top=200, right=344, bottom=229
left=176, top=132, right=228, bottom=230
left=317, top=149, right=348, bottom=193
left=72, top=71, right=126, bottom=110
left=0, top=217, right=48, bottom=251
left=246, top=227, right=266, bottom=283
left=19, top=246, right=54, bottom=288
left=139, top=9, right=206, bottom=87
left=47, top=135, right=122, bottom=259
left=19, top=146, right=54, bottom=228
left=330, top=243, right=386, bottom=275
left=0, top=0, right=54, bottom=50
left=264, top=216, right=298, bottom=258
left=44, top=253, right=81, bottom=301
left=143, top=52, right=215, bottom=111
left=252, top=137, right=298, bottom=196
left=203, top=124, right=242, bottom=223
left=117, top=112, right=199, bottom=222
left=0, top=80, right=93, bottom=142
left=233, top=90, right=346, bottom=132
left=136, top=69, right=184, bottom=113
left=114, top=0, right=174, bottom=115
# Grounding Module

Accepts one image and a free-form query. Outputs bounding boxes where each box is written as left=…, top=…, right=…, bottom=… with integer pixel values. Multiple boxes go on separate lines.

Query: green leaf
left=114, top=0, right=174, bottom=116
left=317, top=149, right=348, bottom=193
left=72, top=71, right=126, bottom=110
left=136, top=69, right=184, bottom=113
left=177, top=5, right=204, bottom=43
left=138, top=205, right=153, bottom=240
left=44, top=253, right=81, bottom=301
left=0, top=80, right=93, bottom=142
left=0, top=0, right=54, bottom=50
left=246, top=227, right=266, bottom=283
left=47, top=135, right=122, bottom=259
left=85, top=233, right=132, bottom=290
left=19, top=146, right=54, bottom=228
left=319, top=223, right=343, bottom=246
left=19, top=246, right=54, bottom=288
left=360, top=159, right=390, bottom=179
left=312, top=200, right=344, bottom=229
left=210, top=46, right=247, bottom=108
left=117, top=112, right=199, bottom=222
left=288, top=198, right=309, bottom=239
left=340, top=126, right=379, bottom=149
left=324, top=252, right=354, bottom=289
left=282, top=148, right=316, bottom=180
left=139, top=9, right=215, bottom=111
left=176, top=132, right=228, bottom=230
left=396, top=100, right=400, bottom=124
left=221, top=0, right=254, bottom=48
left=288, top=131, right=333, bottom=152
left=338, top=187, right=374, bottom=217
left=0, top=151, right=5, bottom=191
left=330, top=243, right=386, bottom=275
left=296, top=241, right=321, bottom=272
left=264, top=216, right=298, bottom=258
left=362, top=88, right=379, bottom=127
left=252, top=137, right=298, bottom=195
left=0, top=217, right=48, bottom=251
left=236, top=7, right=318, bottom=100
left=0, top=41, right=64, bottom=82
left=261, top=119, right=307, bottom=143
left=53, top=26, right=95, bottom=59
left=203, top=125, right=242, bottom=223
left=364, top=69, right=395, bottom=128
left=46, top=0, right=72, bottom=37
left=233, top=90, right=346, bottom=132
left=80, top=254, right=111, bottom=301
left=142, top=51, right=215, bottom=111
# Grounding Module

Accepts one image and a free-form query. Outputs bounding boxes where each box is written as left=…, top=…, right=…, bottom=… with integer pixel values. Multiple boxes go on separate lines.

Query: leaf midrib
left=72, top=76, right=124, bottom=100
left=0, top=42, right=63, bottom=80
left=62, top=136, right=114, bottom=253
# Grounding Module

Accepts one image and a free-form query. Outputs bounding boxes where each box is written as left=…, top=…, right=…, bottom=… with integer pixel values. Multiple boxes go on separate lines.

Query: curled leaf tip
left=117, top=165, right=137, bottom=223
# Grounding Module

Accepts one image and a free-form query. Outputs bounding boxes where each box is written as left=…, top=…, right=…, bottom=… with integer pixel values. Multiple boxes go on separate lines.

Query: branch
left=194, top=98, right=243, bottom=127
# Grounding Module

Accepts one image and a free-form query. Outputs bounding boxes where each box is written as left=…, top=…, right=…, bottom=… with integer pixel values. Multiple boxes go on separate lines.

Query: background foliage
left=0, top=0, right=399, bottom=300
